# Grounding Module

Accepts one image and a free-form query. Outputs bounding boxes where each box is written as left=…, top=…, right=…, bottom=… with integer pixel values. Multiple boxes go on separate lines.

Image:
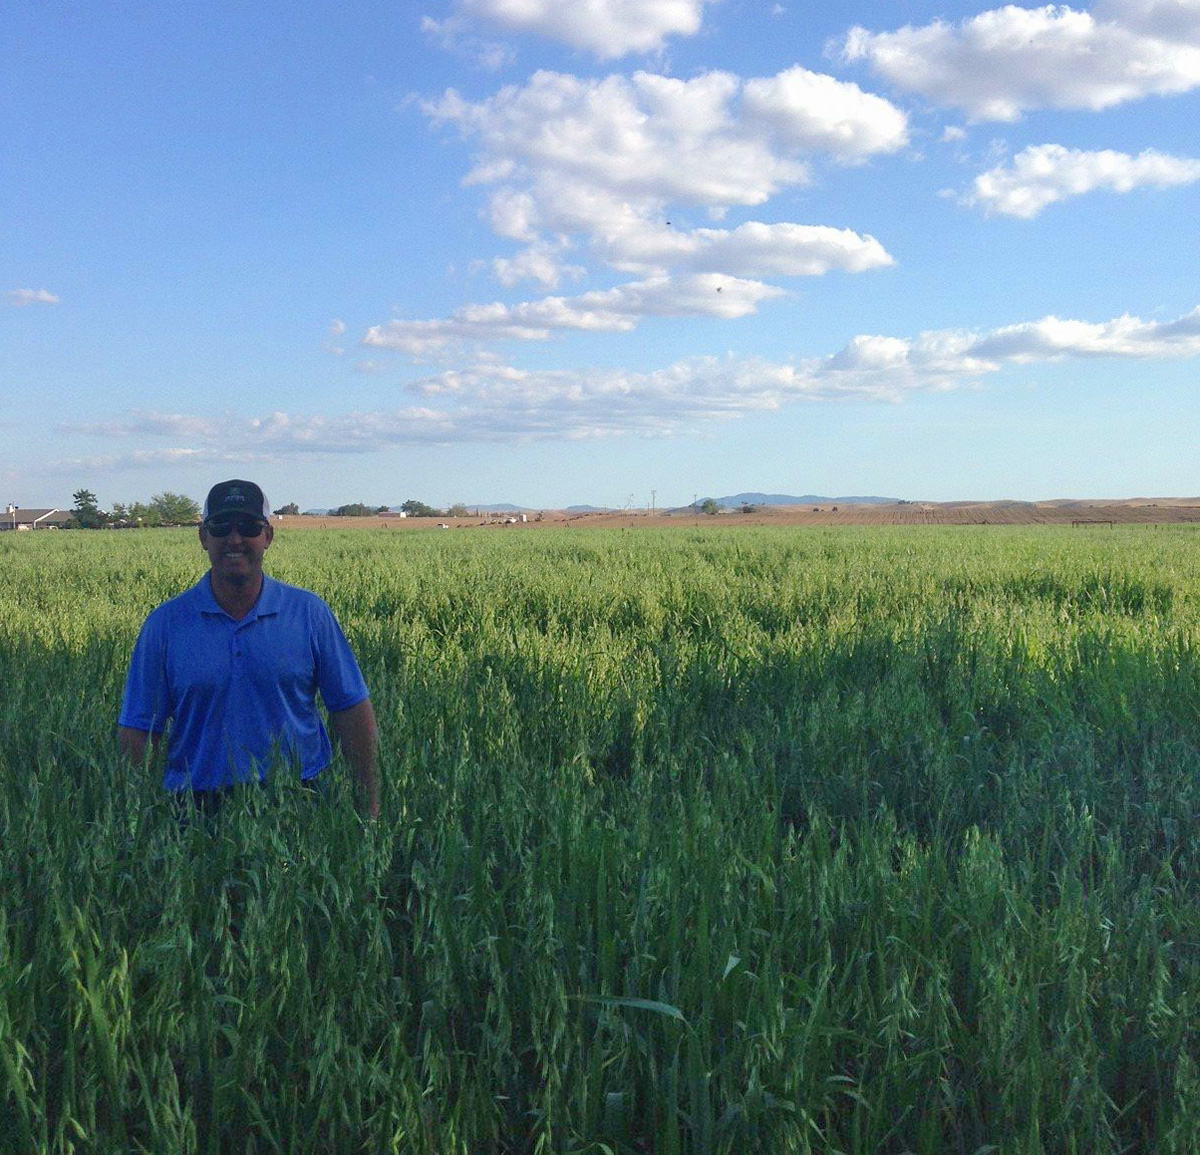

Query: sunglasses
left=204, top=517, right=267, bottom=538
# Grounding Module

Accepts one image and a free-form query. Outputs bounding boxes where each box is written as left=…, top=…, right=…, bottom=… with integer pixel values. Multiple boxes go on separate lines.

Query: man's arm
left=329, top=699, right=380, bottom=819
left=118, top=725, right=162, bottom=770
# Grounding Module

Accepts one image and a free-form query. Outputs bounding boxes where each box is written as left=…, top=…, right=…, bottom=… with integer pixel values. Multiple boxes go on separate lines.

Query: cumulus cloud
left=362, top=274, right=786, bottom=355
left=427, top=71, right=807, bottom=210
left=970, top=306, right=1200, bottom=359
left=424, top=68, right=904, bottom=283
left=396, top=302, right=1200, bottom=413
left=964, top=143, right=1200, bottom=216
left=493, top=241, right=586, bottom=288
left=840, top=2, right=1200, bottom=121
left=597, top=221, right=893, bottom=277
left=6, top=288, right=60, bottom=306
left=742, top=66, right=909, bottom=159
left=56, top=304, right=1200, bottom=463
left=443, top=0, right=720, bottom=58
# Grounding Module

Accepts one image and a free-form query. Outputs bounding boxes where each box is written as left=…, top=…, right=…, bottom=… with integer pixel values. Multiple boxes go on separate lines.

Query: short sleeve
left=312, top=601, right=369, bottom=713
left=118, top=611, right=172, bottom=733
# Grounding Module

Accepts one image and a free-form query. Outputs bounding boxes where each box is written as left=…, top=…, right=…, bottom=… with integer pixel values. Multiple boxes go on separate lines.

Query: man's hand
left=117, top=725, right=162, bottom=770
left=330, top=699, right=380, bottom=820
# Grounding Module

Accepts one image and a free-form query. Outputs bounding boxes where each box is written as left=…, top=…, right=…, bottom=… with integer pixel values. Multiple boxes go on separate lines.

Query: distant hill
left=704, top=493, right=903, bottom=509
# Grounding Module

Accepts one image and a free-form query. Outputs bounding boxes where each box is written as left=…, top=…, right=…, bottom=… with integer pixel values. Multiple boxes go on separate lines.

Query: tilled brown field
left=279, top=497, right=1200, bottom=530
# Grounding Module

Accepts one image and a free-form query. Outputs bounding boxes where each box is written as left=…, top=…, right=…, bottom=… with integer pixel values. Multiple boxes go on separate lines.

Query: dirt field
left=277, top=498, right=1200, bottom=531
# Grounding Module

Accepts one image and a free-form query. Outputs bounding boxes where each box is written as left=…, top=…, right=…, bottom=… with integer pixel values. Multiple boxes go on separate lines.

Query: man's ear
left=263, top=523, right=274, bottom=548
left=199, top=525, right=208, bottom=548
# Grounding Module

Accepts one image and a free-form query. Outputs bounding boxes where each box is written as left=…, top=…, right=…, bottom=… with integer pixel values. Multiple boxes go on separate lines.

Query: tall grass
left=1, top=525, right=1196, bottom=1153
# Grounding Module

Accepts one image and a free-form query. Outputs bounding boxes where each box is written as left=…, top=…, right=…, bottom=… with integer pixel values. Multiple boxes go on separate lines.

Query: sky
left=3, top=0, right=1198, bottom=511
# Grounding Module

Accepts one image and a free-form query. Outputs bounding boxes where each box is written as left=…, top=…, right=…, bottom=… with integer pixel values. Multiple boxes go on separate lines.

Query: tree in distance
left=277, top=502, right=300, bottom=516
left=70, top=488, right=106, bottom=529
left=333, top=503, right=375, bottom=517
left=78, top=490, right=199, bottom=528
left=700, top=498, right=720, bottom=515
left=150, top=492, right=201, bottom=525
left=401, top=499, right=441, bottom=517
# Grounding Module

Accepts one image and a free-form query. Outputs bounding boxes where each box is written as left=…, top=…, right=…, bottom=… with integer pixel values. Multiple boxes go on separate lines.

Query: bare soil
left=277, top=498, right=1200, bottom=531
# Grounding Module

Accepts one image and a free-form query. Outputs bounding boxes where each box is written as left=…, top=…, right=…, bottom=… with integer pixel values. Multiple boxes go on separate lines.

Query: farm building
left=2, top=506, right=73, bottom=530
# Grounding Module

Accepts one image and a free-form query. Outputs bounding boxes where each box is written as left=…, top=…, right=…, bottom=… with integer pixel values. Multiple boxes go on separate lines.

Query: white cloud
left=840, top=2, right=1200, bottom=121
left=420, top=15, right=514, bottom=71
left=427, top=71, right=807, bottom=212
left=970, top=306, right=1200, bottom=358
left=597, top=220, right=893, bottom=277
left=57, top=305, right=1200, bottom=461
left=447, top=0, right=720, bottom=59
left=965, top=143, right=1200, bottom=216
left=493, top=241, right=585, bottom=287
left=6, top=288, right=60, bottom=306
left=742, top=66, right=909, bottom=159
left=329, top=319, right=347, bottom=336
left=1106, top=0, right=1200, bottom=41
left=362, top=274, right=786, bottom=354
left=425, top=68, right=905, bottom=284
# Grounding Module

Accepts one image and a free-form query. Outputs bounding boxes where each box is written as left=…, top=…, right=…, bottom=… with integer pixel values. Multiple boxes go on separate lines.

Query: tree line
left=66, top=490, right=473, bottom=527
left=69, top=489, right=200, bottom=528
left=329, top=500, right=471, bottom=518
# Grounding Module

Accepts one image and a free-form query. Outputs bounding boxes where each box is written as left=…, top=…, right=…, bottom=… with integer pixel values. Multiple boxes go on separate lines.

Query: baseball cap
left=202, top=480, right=271, bottom=522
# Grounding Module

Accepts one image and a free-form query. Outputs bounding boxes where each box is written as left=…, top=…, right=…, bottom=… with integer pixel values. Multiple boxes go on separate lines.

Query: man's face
left=199, top=516, right=273, bottom=581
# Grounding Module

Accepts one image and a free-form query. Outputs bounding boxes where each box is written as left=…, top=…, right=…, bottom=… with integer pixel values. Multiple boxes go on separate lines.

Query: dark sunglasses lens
left=206, top=518, right=264, bottom=538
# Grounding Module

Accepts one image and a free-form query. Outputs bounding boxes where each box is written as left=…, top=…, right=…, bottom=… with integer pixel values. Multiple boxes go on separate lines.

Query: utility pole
left=650, top=489, right=656, bottom=515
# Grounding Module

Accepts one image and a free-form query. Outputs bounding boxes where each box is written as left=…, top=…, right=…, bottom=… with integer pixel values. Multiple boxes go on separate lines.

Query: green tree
left=150, top=492, right=200, bottom=526
left=700, top=498, right=720, bottom=515
left=401, top=499, right=440, bottom=517
left=334, top=503, right=373, bottom=517
left=277, top=502, right=300, bottom=516
left=448, top=503, right=470, bottom=518
left=70, top=488, right=106, bottom=529
left=126, top=501, right=155, bottom=527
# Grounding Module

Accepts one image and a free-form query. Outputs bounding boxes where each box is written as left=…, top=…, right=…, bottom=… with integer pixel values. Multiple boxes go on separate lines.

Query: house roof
left=6, top=508, right=71, bottom=526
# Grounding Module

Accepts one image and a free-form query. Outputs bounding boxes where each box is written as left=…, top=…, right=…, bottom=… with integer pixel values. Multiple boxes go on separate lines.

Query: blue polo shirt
left=119, top=574, right=370, bottom=792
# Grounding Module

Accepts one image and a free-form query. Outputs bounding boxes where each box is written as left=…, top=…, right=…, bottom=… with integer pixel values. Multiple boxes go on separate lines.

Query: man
left=118, top=479, right=380, bottom=818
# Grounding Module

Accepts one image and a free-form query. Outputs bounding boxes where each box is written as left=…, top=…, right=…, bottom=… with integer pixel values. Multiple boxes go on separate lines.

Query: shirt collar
left=194, top=572, right=281, bottom=621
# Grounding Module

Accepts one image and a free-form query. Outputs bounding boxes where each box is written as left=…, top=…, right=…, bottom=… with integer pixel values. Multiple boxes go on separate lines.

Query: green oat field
left=1, top=525, right=1196, bottom=1154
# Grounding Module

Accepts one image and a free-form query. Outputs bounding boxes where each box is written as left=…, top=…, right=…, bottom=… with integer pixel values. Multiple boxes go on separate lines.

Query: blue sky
left=4, top=0, right=1197, bottom=510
